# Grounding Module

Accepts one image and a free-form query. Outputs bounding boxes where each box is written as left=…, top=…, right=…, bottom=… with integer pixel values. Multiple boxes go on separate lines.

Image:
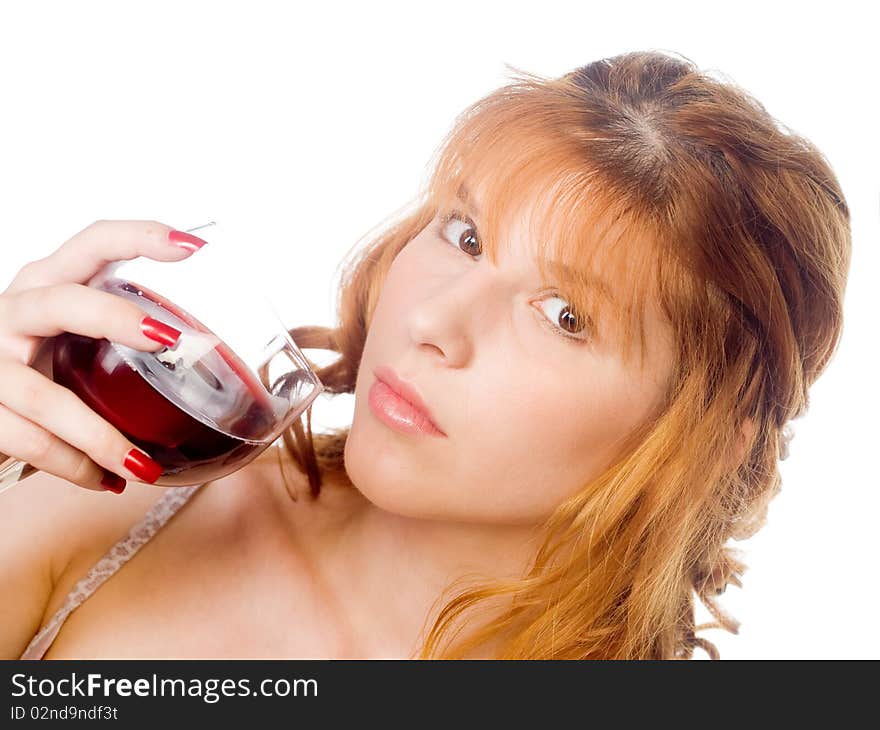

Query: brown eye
left=535, top=295, right=591, bottom=342
left=438, top=212, right=482, bottom=258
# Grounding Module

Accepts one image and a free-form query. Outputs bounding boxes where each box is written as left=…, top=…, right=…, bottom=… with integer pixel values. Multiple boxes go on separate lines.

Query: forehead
left=457, top=178, right=635, bottom=298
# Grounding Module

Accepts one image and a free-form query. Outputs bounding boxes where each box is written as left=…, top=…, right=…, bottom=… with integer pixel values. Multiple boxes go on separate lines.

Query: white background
left=1, top=0, right=877, bottom=659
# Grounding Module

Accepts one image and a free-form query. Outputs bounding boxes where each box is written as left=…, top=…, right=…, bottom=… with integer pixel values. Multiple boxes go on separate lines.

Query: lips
left=372, top=365, right=446, bottom=436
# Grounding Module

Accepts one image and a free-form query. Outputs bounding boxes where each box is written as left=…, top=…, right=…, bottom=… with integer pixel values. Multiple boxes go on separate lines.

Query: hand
left=0, top=221, right=207, bottom=492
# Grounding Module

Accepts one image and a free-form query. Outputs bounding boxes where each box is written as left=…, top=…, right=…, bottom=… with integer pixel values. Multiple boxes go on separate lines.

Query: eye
left=534, top=295, right=592, bottom=342
left=436, top=211, right=482, bottom=259
left=436, top=210, right=591, bottom=343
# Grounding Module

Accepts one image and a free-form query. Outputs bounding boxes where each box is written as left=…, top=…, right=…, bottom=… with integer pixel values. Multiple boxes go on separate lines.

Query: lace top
left=19, top=483, right=206, bottom=660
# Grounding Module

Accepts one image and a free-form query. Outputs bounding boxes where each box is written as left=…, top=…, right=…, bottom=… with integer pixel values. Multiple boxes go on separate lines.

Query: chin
left=342, top=426, right=451, bottom=520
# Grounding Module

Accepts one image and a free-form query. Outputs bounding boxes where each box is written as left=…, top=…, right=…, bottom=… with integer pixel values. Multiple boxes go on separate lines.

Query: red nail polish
left=168, top=229, right=208, bottom=251
left=100, top=470, right=127, bottom=494
left=123, top=448, right=164, bottom=483
left=140, top=316, right=181, bottom=347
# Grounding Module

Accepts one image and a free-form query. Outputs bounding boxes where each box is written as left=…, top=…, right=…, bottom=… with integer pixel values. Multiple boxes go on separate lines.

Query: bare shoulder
left=37, top=451, right=293, bottom=572
left=30, top=466, right=264, bottom=639
left=0, top=470, right=163, bottom=657
left=2, top=472, right=164, bottom=587
left=16, top=449, right=357, bottom=586
left=1, top=445, right=362, bottom=658
left=39, top=448, right=358, bottom=593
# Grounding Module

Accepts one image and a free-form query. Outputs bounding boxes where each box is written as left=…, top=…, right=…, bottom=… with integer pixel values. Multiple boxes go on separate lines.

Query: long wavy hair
left=260, top=50, right=852, bottom=659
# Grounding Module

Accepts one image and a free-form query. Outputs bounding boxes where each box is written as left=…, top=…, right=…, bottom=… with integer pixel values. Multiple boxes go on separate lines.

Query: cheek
left=455, top=363, right=652, bottom=503
left=365, top=244, right=430, bottom=331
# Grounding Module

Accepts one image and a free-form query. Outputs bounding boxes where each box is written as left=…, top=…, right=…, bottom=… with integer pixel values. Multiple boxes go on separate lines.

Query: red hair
left=260, top=50, right=851, bottom=658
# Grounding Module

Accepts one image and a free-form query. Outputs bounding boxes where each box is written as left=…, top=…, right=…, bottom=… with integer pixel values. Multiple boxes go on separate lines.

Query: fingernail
left=123, top=448, right=164, bottom=483
left=168, top=229, right=208, bottom=252
left=100, top=470, right=127, bottom=494
left=140, top=316, right=181, bottom=347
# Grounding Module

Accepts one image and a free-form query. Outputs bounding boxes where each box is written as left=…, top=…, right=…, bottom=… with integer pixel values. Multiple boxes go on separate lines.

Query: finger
left=0, top=403, right=119, bottom=493
left=0, top=358, right=163, bottom=484
left=2, top=283, right=182, bottom=353
left=4, top=220, right=209, bottom=295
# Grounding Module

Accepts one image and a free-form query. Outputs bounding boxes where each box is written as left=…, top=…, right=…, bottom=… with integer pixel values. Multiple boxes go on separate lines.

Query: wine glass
left=0, top=221, right=323, bottom=493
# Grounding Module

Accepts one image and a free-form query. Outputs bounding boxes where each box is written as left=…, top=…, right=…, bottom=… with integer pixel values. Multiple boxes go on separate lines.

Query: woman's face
left=345, top=190, right=676, bottom=525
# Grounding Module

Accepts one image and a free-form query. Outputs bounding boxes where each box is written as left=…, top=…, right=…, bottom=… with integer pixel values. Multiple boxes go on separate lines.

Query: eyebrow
left=546, top=262, right=620, bottom=307
left=456, top=182, right=481, bottom=219
left=455, top=182, right=619, bottom=307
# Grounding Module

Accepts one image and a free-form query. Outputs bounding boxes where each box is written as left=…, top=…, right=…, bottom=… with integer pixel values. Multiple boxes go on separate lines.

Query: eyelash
left=434, top=210, right=593, bottom=344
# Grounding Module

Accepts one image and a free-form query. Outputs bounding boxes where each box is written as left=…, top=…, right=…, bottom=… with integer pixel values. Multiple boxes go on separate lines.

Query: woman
left=1, top=50, right=851, bottom=659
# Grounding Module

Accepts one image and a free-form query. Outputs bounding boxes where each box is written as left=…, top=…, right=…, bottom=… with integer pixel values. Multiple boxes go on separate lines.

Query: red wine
left=52, top=277, right=286, bottom=485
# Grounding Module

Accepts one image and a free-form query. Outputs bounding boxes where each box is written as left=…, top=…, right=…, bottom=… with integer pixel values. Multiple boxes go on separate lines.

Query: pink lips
left=369, top=365, right=447, bottom=437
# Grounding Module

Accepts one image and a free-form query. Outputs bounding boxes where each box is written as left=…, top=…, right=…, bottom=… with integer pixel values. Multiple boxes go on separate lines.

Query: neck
left=311, top=478, right=541, bottom=658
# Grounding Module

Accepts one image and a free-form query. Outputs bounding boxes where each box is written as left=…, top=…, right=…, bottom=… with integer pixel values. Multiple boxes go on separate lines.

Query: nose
left=406, top=267, right=504, bottom=368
